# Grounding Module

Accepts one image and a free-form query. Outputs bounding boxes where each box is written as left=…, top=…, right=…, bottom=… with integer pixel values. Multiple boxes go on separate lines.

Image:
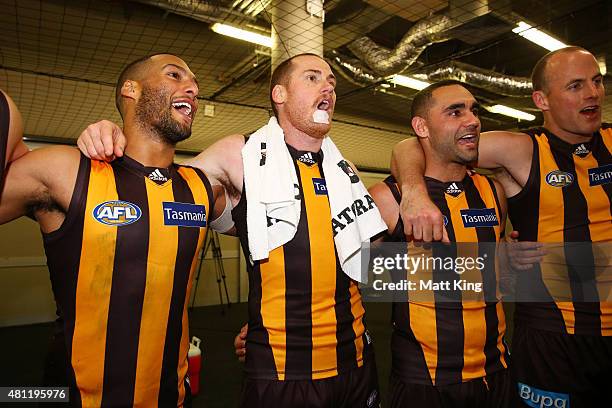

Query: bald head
left=531, top=46, right=595, bottom=92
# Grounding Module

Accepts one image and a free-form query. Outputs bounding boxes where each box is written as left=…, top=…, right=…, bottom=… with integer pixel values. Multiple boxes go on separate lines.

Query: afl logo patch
left=93, top=201, right=142, bottom=226
left=545, top=170, right=574, bottom=187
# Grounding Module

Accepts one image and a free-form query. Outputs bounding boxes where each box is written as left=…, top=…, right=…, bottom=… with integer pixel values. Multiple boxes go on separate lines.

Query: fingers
left=234, top=323, right=248, bottom=363
left=441, top=227, right=450, bottom=244
left=77, top=120, right=124, bottom=161
left=402, top=211, right=445, bottom=243
left=112, top=123, right=126, bottom=158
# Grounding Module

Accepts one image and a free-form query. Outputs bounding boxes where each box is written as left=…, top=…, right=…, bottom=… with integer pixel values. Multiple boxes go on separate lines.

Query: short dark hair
left=531, top=46, right=591, bottom=92
left=269, top=52, right=325, bottom=117
left=410, top=80, right=466, bottom=120
left=115, top=53, right=176, bottom=118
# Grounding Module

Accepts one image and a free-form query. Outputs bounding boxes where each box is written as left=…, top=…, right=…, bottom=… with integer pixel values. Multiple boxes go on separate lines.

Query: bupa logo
left=518, top=383, right=569, bottom=408
left=545, top=170, right=574, bottom=187
left=93, top=201, right=142, bottom=226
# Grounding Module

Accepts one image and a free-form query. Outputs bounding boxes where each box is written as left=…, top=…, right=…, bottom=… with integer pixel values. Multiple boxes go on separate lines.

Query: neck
left=277, top=116, right=324, bottom=152
left=423, top=150, right=468, bottom=182
left=123, top=117, right=176, bottom=167
left=543, top=117, right=594, bottom=144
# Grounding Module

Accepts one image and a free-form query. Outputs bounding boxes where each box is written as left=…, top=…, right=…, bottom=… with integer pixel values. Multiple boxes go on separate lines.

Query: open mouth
left=458, top=134, right=478, bottom=145
left=172, top=101, right=193, bottom=119
left=580, top=105, right=599, bottom=116
left=317, top=99, right=331, bottom=111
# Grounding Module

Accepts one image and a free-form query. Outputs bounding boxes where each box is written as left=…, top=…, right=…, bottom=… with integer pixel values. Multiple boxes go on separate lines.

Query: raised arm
left=390, top=138, right=448, bottom=242
left=1, top=90, right=29, bottom=179
left=0, top=145, right=80, bottom=229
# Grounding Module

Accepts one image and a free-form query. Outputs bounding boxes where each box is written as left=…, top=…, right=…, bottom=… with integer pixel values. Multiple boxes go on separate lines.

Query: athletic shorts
left=239, top=358, right=380, bottom=408
left=389, top=368, right=516, bottom=408
left=512, top=323, right=612, bottom=408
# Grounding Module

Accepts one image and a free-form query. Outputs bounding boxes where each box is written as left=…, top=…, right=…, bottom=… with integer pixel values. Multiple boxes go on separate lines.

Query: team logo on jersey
left=147, top=168, right=168, bottom=183
left=312, top=178, right=327, bottom=195
left=298, top=152, right=317, bottom=165
left=93, top=200, right=142, bottom=226
left=260, top=142, right=267, bottom=166
left=573, top=143, right=590, bottom=157
left=545, top=170, right=574, bottom=187
left=518, top=383, right=569, bottom=408
left=588, top=163, right=612, bottom=186
left=163, top=202, right=207, bottom=227
left=445, top=182, right=463, bottom=197
left=460, top=208, right=499, bottom=228
left=337, top=160, right=360, bottom=183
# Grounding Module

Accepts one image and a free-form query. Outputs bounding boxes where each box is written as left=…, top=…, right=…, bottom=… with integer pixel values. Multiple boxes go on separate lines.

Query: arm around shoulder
left=185, top=134, right=245, bottom=201
left=477, top=130, right=532, bottom=172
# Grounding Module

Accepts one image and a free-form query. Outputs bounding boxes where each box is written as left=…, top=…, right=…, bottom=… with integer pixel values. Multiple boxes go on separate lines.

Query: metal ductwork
left=132, top=0, right=256, bottom=24
left=414, top=61, right=532, bottom=96
left=347, top=14, right=454, bottom=77
left=330, top=51, right=532, bottom=97
left=326, top=50, right=382, bottom=87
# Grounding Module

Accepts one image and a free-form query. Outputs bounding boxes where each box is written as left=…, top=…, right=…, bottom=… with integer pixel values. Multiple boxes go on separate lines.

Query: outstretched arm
left=390, top=138, right=448, bottom=242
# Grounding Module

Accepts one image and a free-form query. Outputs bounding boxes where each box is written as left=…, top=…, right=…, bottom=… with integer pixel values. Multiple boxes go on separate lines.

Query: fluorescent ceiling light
left=211, top=23, right=272, bottom=48
left=512, top=21, right=567, bottom=51
left=486, top=104, right=535, bottom=121
left=597, top=55, right=607, bottom=76
left=388, top=74, right=431, bottom=90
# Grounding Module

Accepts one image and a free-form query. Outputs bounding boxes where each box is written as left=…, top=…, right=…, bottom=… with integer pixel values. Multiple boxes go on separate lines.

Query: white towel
left=242, top=117, right=387, bottom=283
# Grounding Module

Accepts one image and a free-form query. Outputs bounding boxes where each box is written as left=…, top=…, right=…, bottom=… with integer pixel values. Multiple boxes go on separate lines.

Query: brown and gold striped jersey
left=384, top=173, right=508, bottom=386
left=43, top=154, right=213, bottom=407
left=232, top=145, right=373, bottom=381
left=508, top=125, right=612, bottom=336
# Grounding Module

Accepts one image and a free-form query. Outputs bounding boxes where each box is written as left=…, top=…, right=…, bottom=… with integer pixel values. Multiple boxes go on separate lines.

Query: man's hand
left=233, top=323, right=247, bottom=363
left=399, top=186, right=449, bottom=243
left=505, top=230, right=546, bottom=270
left=77, top=120, right=126, bottom=161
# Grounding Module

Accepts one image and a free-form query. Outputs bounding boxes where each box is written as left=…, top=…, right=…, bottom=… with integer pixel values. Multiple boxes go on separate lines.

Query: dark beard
left=135, top=85, right=192, bottom=144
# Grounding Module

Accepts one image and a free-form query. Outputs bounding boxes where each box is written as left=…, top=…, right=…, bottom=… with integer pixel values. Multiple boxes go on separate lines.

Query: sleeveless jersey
left=232, top=145, right=373, bottom=381
left=384, top=173, right=508, bottom=386
left=42, top=154, right=213, bottom=407
left=508, top=125, right=612, bottom=336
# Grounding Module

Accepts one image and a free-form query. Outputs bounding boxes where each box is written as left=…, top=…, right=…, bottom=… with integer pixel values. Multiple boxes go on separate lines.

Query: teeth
left=172, top=102, right=192, bottom=115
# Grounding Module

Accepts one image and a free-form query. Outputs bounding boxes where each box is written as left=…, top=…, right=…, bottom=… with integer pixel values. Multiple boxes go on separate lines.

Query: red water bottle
left=188, top=336, right=202, bottom=396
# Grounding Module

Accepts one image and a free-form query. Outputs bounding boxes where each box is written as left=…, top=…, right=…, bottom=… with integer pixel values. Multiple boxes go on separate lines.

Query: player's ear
left=411, top=116, right=429, bottom=139
left=532, top=90, right=549, bottom=112
left=121, top=80, right=141, bottom=102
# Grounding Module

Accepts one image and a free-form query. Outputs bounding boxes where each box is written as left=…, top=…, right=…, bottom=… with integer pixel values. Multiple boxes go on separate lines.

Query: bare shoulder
left=368, top=181, right=398, bottom=233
